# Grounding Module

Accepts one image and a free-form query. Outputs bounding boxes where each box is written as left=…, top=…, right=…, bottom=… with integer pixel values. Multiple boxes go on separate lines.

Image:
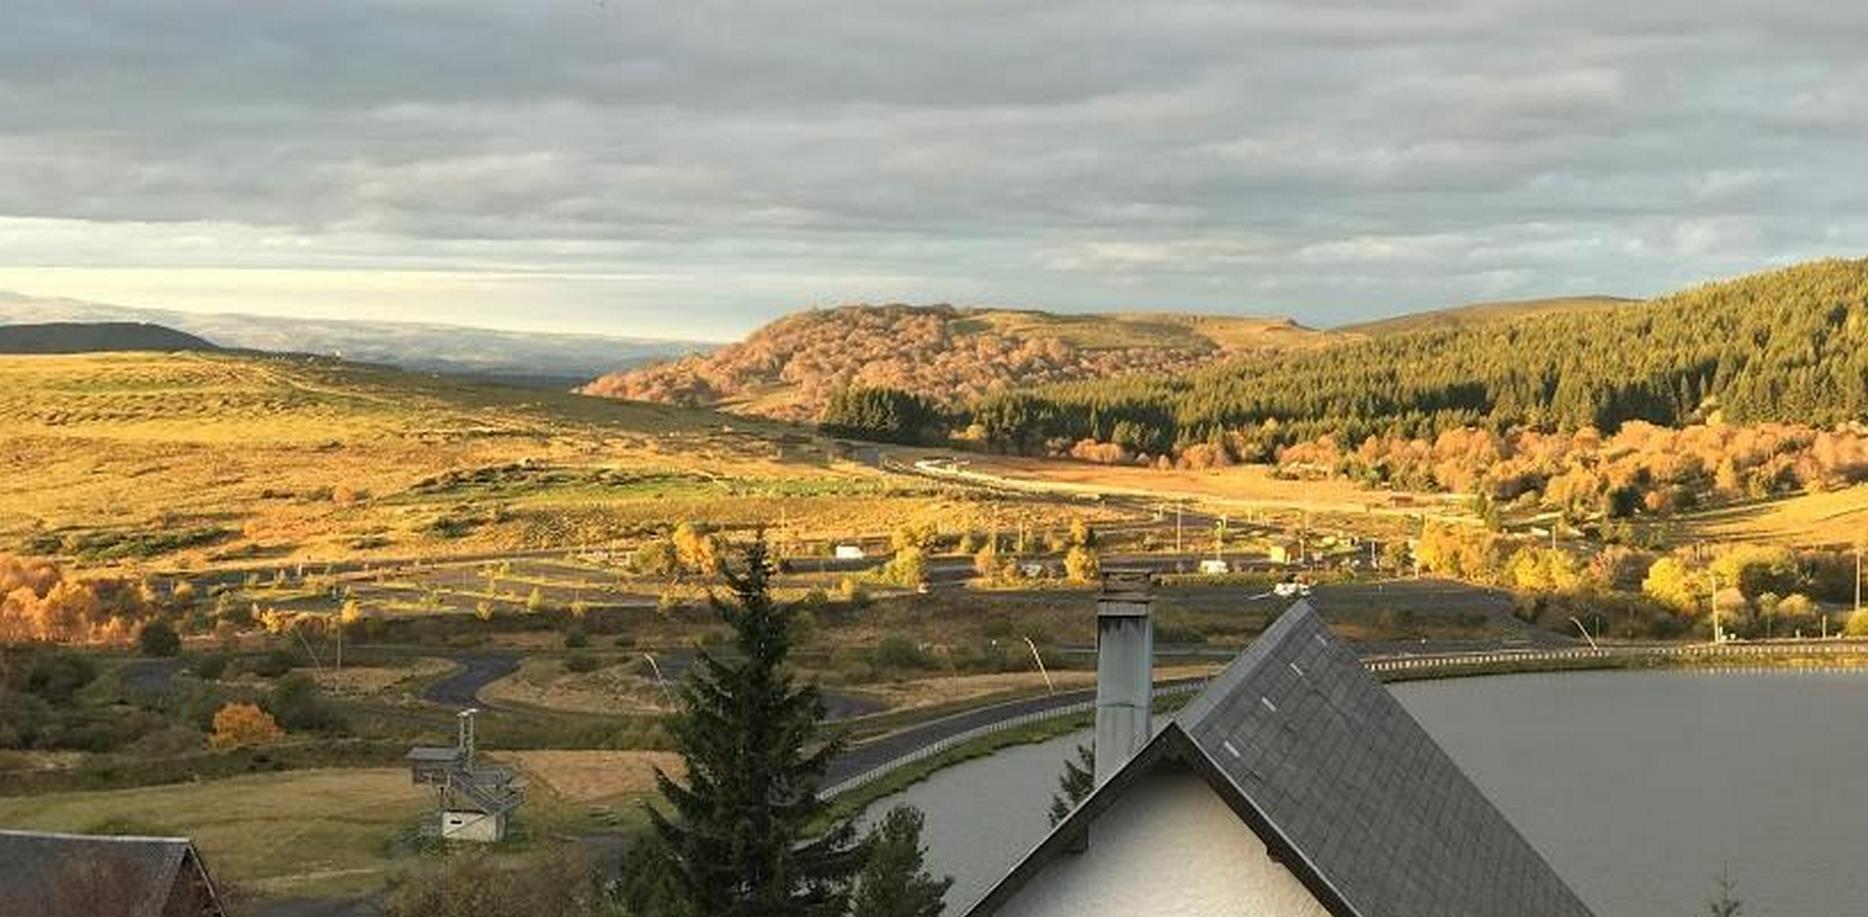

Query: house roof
left=964, top=600, right=1596, bottom=917
left=0, top=829, right=226, bottom=917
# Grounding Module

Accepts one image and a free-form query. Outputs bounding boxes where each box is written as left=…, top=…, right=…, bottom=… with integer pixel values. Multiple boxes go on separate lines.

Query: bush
left=384, top=849, right=611, bottom=917
left=11, top=651, right=98, bottom=703
left=137, top=619, right=181, bottom=657
left=192, top=653, right=230, bottom=681
left=564, top=653, right=603, bottom=674
left=871, top=636, right=933, bottom=671
left=268, top=673, right=337, bottom=731
left=249, top=649, right=298, bottom=678
left=563, top=628, right=590, bottom=649
left=1845, top=609, right=1868, bottom=637
left=209, top=702, right=283, bottom=749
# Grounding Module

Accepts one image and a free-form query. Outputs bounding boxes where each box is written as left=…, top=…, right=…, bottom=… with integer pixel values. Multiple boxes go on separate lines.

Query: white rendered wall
left=995, top=770, right=1331, bottom=917
left=441, top=811, right=506, bottom=843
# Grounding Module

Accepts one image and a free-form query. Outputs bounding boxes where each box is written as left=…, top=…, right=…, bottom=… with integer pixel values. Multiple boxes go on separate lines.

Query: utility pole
left=1709, top=568, right=1723, bottom=645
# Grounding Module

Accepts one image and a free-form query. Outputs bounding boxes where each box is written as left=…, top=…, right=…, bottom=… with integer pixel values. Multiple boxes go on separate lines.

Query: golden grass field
left=955, top=309, right=1330, bottom=352
left=1677, top=484, right=1868, bottom=547
left=0, top=755, right=681, bottom=900
left=929, top=451, right=1446, bottom=515
left=491, top=750, right=683, bottom=804
left=0, top=768, right=428, bottom=898
left=480, top=657, right=671, bottom=715
left=0, top=352, right=1105, bottom=573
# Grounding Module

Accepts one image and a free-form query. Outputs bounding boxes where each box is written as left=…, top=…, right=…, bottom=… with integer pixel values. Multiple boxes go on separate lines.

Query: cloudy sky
left=3, top=1, right=1865, bottom=341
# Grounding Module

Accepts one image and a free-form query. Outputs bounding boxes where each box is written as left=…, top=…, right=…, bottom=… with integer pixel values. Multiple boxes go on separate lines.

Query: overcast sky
left=3, top=1, right=1865, bottom=341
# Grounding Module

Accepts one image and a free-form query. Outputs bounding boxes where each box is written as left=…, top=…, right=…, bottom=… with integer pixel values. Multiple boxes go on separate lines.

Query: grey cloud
left=1, top=0, right=1865, bottom=334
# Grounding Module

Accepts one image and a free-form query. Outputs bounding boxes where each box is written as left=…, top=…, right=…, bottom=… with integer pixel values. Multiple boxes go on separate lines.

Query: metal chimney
left=1094, top=569, right=1154, bottom=787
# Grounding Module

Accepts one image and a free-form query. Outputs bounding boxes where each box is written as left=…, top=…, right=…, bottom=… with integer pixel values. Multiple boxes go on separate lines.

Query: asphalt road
left=821, top=675, right=1207, bottom=785
left=418, top=651, right=521, bottom=707
left=415, top=648, right=884, bottom=720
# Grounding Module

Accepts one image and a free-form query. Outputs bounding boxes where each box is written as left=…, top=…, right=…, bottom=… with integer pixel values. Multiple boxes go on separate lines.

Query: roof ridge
left=1175, top=598, right=1319, bottom=728
left=0, top=828, right=195, bottom=845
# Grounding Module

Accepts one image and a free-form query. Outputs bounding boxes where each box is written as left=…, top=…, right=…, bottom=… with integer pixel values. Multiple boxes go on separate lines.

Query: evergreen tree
left=639, top=538, right=863, bottom=917
left=1047, top=743, right=1095, bottom=826
left=1704, top=867, right=1743, bottom=917
left=849, top=806, right=952, bottom=917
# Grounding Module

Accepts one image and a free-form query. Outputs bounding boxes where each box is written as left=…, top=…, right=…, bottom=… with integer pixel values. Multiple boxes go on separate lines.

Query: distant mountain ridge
left=579, top=304, right=1331, bottom=421
left=0, top=321, right=217, bottom=354
left=0, top=293, right=708, bottom=387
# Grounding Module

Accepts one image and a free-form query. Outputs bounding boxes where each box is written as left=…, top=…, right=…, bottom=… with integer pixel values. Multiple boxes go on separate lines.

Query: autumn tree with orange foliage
left=0, top=554, right=154, bottom=645
left=209, top=702, right=284, bottom=749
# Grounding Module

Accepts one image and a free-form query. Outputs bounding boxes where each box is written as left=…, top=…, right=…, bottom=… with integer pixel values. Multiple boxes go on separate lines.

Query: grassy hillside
left=581, top=303, right=1328, bottom=422
left=1337, top=295, right=1638, bottom=336
left=0, top=352, right=1016, bottom=568
left=0, top=321, right=216, bottom=353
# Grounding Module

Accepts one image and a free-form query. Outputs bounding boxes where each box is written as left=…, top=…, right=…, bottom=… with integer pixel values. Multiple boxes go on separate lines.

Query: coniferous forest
left=970, top=258, right=1868, bottom=458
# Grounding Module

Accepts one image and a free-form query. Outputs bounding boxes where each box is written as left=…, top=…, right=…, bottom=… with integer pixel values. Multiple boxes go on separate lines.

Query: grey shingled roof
left=0, top=829, right=224, bottom=917
left=965, top=600, right=1596, bottom=917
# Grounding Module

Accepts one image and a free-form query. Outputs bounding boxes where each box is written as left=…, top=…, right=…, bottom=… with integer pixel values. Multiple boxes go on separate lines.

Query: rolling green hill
left=0, top=322, right=216, bottom=354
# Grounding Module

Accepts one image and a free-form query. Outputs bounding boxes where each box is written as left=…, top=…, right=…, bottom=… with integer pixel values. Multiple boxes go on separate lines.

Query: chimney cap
left=1097, top=569, right=1155, bottom=611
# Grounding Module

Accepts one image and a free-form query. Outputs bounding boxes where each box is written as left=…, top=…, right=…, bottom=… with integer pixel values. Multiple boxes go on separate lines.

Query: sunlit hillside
left=580, top=304, right=1330, bottom=422
left=0, top=352, right=1014, bottom=568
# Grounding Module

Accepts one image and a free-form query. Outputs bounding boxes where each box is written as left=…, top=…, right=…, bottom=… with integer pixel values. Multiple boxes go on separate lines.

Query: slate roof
left=964, top=600, right=1596, bottom=917
left=0, top=829, right=226, bottom=917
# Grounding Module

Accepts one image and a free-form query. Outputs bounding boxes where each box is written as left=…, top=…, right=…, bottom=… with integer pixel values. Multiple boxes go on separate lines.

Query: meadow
left=0, top=352, right=1102, bottom=574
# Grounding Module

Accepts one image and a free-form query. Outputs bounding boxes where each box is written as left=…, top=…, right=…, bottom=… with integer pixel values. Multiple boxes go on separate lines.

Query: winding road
left=417, top=648, right=885, bottom=719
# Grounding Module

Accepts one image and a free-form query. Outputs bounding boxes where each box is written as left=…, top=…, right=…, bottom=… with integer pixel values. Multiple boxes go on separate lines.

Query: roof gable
left=1178, top=601, right=1594, bottom=917
left=0, top=830, right=225, bottom=917
left=965, top=601, right=1595, bottom=917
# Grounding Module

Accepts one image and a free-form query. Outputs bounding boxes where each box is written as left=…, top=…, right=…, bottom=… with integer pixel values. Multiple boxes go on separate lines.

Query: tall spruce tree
left=641, top=538, right=863, bottom=917
left=849, top=805, right=952, bottom=917
left=1046, top=743, right=1095, bottom=826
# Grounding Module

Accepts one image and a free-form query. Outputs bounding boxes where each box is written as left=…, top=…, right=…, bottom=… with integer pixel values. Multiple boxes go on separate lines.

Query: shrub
left=882, top=546, right=928, bottom=587
left=137, top=620, right=181, bottom=657
left=563, top=627, right=590, bottom=649
left=209, top=702, right=284, bottom=749
left=837, top=577, right=871, bottom=608
left=269, top=673, right=337, bottom=731
left=11, top=651, right=98, bottom=702
left=192, top=653, right=230, bottom=681
left=564, top=653, right=603, bottom=674
left=872, top=636, right=933, bottom=671
left=249, top=649, right=298, bottom=678
left=383, top=849, right=611, bottom=917
left=1845, top=609, right=1868, bottom=637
